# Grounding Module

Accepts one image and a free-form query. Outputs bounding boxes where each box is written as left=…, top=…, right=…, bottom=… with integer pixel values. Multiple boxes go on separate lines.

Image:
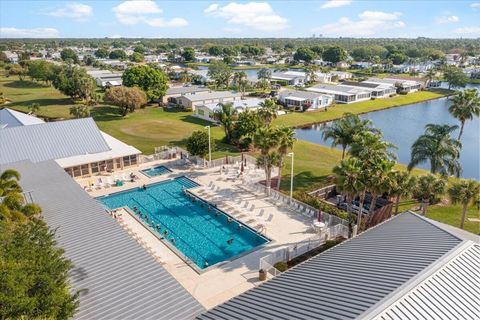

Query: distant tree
left=69, top=105, right=90, bottom=119
left=122, top=65, right=168, bottom=101
left=94, top=48, right=109, bottom=58
left=257, top=68, right=272, bottom=81
left=234, top=110, right=262, bottom=146
left=133, top=44, right=145, bottom=54
left=109, top=49, right=127, bottom=60
left=389, top=52, right=408, bottom=65
left=322, top=46, right=347, bottom=63
left=448, top=179, right=480, bottom=229
left=26, top=60, right=55, bottom=84
left=409, top=124, right=462, bottom=177
left=104, top=86, right=147, bottom=116
left=254, top=126, right=280, bottom=196
left=6, top=64, right=27, bottom=81
left=207, top=60, right=232, bottom=88
left=186, top=130, right=214, bottom=158
left=28, top=103, right=40, bottom=115
left=322, top=113, right=377, bottom=160
left=257, top=99, right=278, bottom=126
left=82, top=55, right=95, bottom=66
left=448, top=89, right=480, bottom=141
left=0, top=51, right=8, bottom=62
left=310, top=45, right=324, bottom=56
left=213, top=102, right=237, bottom=142
left=129, top=52, right=144, bottom=62
left=181, top=47, right=196, bottom=62
left=390, top=171, right=417, bottom=215
left=443, top=65, right=467, bottom=89
left=52, top=65, right=96, bottom=102
left=293, top=47, right=317, bottom=63
left=60, top=48, right=78, bottom=63
left=414, top=174, right=446, bottom=215
left=208, top=45, right=223, bottom=56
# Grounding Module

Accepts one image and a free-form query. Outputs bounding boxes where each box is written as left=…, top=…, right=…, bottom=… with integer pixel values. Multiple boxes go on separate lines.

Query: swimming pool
left=141, top=165, right=172, bottom=177
left=98, top=176, right=269, bottom=270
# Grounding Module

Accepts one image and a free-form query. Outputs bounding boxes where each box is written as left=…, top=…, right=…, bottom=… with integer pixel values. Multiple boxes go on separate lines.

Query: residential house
left=194, top=98, right=264, bottom=122
left=365, top=77, right=423, bottom=94
left=271, top=71, right=308, bottom=86
left=163, top=85, right=211, bottom=104
left=3, top=51, right=19, bottom=63
left=335, top=61, right=350, bottom=68
left=314, top=72, right=332, bottom=83
left=278, top=89, right=333, bottom=111
left=329, top=70, right=353, bottom=81
left=307, top=83, right=371, bottom=104
left=176, top=91, right=243, bottom=111
left=0, top=110, right=141, bottom=178
left=87, top=69, right=123, bottom=88
left=341, top=81, right=397, bottom=98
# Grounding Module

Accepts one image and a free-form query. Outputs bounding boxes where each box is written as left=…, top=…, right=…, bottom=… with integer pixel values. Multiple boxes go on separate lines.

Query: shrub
left=293, top=191, right=348, bottom=220
left=274, top=261, right=288, bottom=272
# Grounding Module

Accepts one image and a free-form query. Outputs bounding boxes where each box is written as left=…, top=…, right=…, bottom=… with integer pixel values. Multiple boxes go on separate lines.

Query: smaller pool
left=141, top=165, right=172, bottom=177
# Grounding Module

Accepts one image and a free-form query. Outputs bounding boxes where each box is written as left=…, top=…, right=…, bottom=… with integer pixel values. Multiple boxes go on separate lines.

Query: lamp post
left=287, top=152, right=294, bottom=203
left=205, top=125, right=212, bottom=167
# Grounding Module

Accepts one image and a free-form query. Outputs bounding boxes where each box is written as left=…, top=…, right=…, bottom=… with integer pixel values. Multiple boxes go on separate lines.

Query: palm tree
left=275, top=127, right=296, bottom=190
left=254, top=126, right=279, bottom=195
left=69, top=105, right=90, bottom=119
left=232, top=71, right=247, bottom=88
left=448, top=179, right=480, bottom=229
left=257, top=99, right=278, bottom=126
left=389, top=171, right=417, bottom=215
left=448, top=89, right=480, bottom=141
left=333, top=157, right=364, bottom=237
left=322, top=113, right=377, bottom=160
left=425, top=68, right=436, bottom=86
left=365, top=158, right=396, bottom=216
left=238, top=79, right=249, bottom=98
left=408, top=124, right=462, bottom=177
left=213, top=102, right=237, bottom=143
left=415, top=174, right=446, bottom=215
left=349, top=131, right=397, bottom=161
left=28, top=103, right=40, bottom=115
left=0, top=169, right=22, bottom=197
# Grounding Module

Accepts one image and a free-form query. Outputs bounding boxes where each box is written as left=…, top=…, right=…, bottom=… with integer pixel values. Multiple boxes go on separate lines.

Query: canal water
left=295, top=84, right=480, bottom=180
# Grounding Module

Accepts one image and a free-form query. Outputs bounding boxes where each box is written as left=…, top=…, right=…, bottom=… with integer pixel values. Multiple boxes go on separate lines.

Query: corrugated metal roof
left=0, top=108, right=45, bottom=128
left=0, top=118, right=111, bottom=165
left=1, top=160, right=204, bottom=320
left=372, top=243, right=479, bottom=320
left=198, top=213, right=463, bottom=320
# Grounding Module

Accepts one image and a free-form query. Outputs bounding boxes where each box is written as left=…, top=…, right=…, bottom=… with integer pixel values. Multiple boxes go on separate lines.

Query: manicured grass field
left=273, top=89, right=451, bottom=127
left=1, top=74, right=476, bottom=234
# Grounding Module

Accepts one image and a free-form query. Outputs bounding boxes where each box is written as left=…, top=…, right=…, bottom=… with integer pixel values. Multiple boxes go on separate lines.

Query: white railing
left=308, top=185, right=336, bottom=199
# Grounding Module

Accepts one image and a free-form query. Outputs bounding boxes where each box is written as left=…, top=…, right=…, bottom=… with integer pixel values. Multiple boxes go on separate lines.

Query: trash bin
left=259, top=269, right=267, bottom=281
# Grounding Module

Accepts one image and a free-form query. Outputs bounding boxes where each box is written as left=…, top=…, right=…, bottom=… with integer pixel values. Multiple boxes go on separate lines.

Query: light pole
left=205, top=125, right=211, bottom=167
left=287, top=152, right=294, bottom=203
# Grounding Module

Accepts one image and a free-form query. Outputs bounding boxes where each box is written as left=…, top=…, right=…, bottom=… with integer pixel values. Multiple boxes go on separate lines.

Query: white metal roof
left=183, top=91, right=242, bottom=102
left=200, top=98, right=263, bottom=112
left=0, top=108, right=45, bottom=128
left=371, top=242, right=480, bottom=320
left=55, top=132, right=141, bottom=168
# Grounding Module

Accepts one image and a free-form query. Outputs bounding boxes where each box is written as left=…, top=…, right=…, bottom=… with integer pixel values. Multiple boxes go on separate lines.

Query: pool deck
left=76, top=160, right=316, bottom=309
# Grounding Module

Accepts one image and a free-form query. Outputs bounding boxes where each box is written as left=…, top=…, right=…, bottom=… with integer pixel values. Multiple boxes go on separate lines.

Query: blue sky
left=1, top=1, right=479, bottom=38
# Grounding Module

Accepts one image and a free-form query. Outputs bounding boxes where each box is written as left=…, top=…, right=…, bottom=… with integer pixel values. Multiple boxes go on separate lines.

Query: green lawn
left=273, top=89, right=451, bottom=127
left=1, top=74, right=477, bottom=234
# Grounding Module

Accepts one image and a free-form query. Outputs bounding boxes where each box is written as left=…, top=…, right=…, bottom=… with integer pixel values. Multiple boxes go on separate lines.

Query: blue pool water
left=141, top=165, right=172, bottom=177
left=98, top=177, right=269, bottom=270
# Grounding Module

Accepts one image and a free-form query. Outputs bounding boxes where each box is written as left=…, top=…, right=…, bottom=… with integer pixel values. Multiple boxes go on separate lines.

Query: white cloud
left=204, top=2, right=288, bottom=32
left=454, top=26, right=480, bottom=37
left=112, top=1, right=188, bottom=27
left=320, top=0, right=352, bottom=9
left=48, top=2, right=93, bottom=21
left=0, top=27, right=60, bottom=38
left=436, top=15, right=459, bottom=24
left=109, top=34, right=122, bottom=39
left=314, top=11, right=405, bottom=37
left=471, top=3, right=480, bottom=10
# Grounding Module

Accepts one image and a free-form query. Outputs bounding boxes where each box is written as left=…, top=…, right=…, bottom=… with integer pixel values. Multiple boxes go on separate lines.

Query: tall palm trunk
left=357, top=191, right=365, bottom=231
left=341, top=145, right=346, bottom=160
left=460, top=202, right=468, bottom=229
left=457, top=120, right=465, bottom=141
left=276, top=155, right=285, bottom=190
left=394, top=194, right=401, bottom=215
left=421, top=198, right=429, bottom=215
left=346, top=196, right=354, bottom=238
left=368, top=194, right=378, bottom=215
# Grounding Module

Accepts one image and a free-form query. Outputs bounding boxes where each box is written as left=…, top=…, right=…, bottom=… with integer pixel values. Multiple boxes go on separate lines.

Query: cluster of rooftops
left=0, top=108, right=478, bottom=319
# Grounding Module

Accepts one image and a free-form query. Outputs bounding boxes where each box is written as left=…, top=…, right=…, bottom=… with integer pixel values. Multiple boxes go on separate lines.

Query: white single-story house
left=278, top=90, right=333, bottom=111
left=271, top=71, right=307, bottom=86
left=163, top=85, right=211, bottom=104
left=307, top=84, right=371, bottom=104
left=4, top=51, right=19, bottom=63
left=329, top=71, right=353, bottom=81
left=365, top=77, right=423, bottom=94
left=87, top=70, right=123, bottom=88
left=0, top=109, right=141, bottom=178
left=176, top=91, right=243, bottom=111
left=341, top=81, right=397, bottom=98
left=194, top=98, right=264, bottom=122
left=314, top=72, right=332, bottom=83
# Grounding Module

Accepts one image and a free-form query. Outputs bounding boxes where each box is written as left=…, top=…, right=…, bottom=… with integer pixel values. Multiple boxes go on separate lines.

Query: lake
left=295, top=84, right=480, bottom=180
